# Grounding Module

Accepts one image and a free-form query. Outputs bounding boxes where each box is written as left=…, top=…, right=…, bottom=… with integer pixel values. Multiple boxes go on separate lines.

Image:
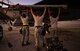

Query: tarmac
left=0, top=20, right=80, bottom=51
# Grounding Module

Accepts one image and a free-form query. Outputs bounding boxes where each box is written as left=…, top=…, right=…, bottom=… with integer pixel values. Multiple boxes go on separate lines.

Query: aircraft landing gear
left=8, top=27, right=12, bottom=31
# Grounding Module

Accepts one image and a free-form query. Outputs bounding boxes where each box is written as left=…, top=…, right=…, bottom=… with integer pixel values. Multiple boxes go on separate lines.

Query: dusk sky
left=0, top=0, right=42, bottom=7
left=3, top=0, right=42, bottom=5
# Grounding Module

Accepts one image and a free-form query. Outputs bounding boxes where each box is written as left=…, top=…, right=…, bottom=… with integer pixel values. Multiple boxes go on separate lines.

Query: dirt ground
left=0, top=20, right=80, bottom=51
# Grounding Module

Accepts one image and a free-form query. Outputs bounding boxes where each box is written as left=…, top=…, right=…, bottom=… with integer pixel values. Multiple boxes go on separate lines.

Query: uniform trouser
left=22, top=26, right=29, bottom=44
left=35, top=27, right=45, bottom=47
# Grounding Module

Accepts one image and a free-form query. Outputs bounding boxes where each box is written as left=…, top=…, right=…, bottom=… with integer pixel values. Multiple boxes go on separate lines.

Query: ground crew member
left=48, top=8, right=61, bottom=37
left=30, top=7, right=46, bottom=51
left=20, top=12, right=30, bottom=46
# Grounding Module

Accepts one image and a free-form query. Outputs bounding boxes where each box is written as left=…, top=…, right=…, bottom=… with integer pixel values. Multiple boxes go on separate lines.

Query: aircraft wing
left=0, top=12, right=13, bottom=21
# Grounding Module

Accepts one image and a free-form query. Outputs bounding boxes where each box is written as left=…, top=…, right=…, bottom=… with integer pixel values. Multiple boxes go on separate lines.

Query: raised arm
left=41, top=7, right=46, bottom=17
left=30, top=7, right=36, bottom=18
left=26, top=9, right=28, bottom=17
left=57, top=8, right=61, bottom=19
left=48, top=8, right=51, bottom=17
left=20, top=14, right=22, bottom=19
